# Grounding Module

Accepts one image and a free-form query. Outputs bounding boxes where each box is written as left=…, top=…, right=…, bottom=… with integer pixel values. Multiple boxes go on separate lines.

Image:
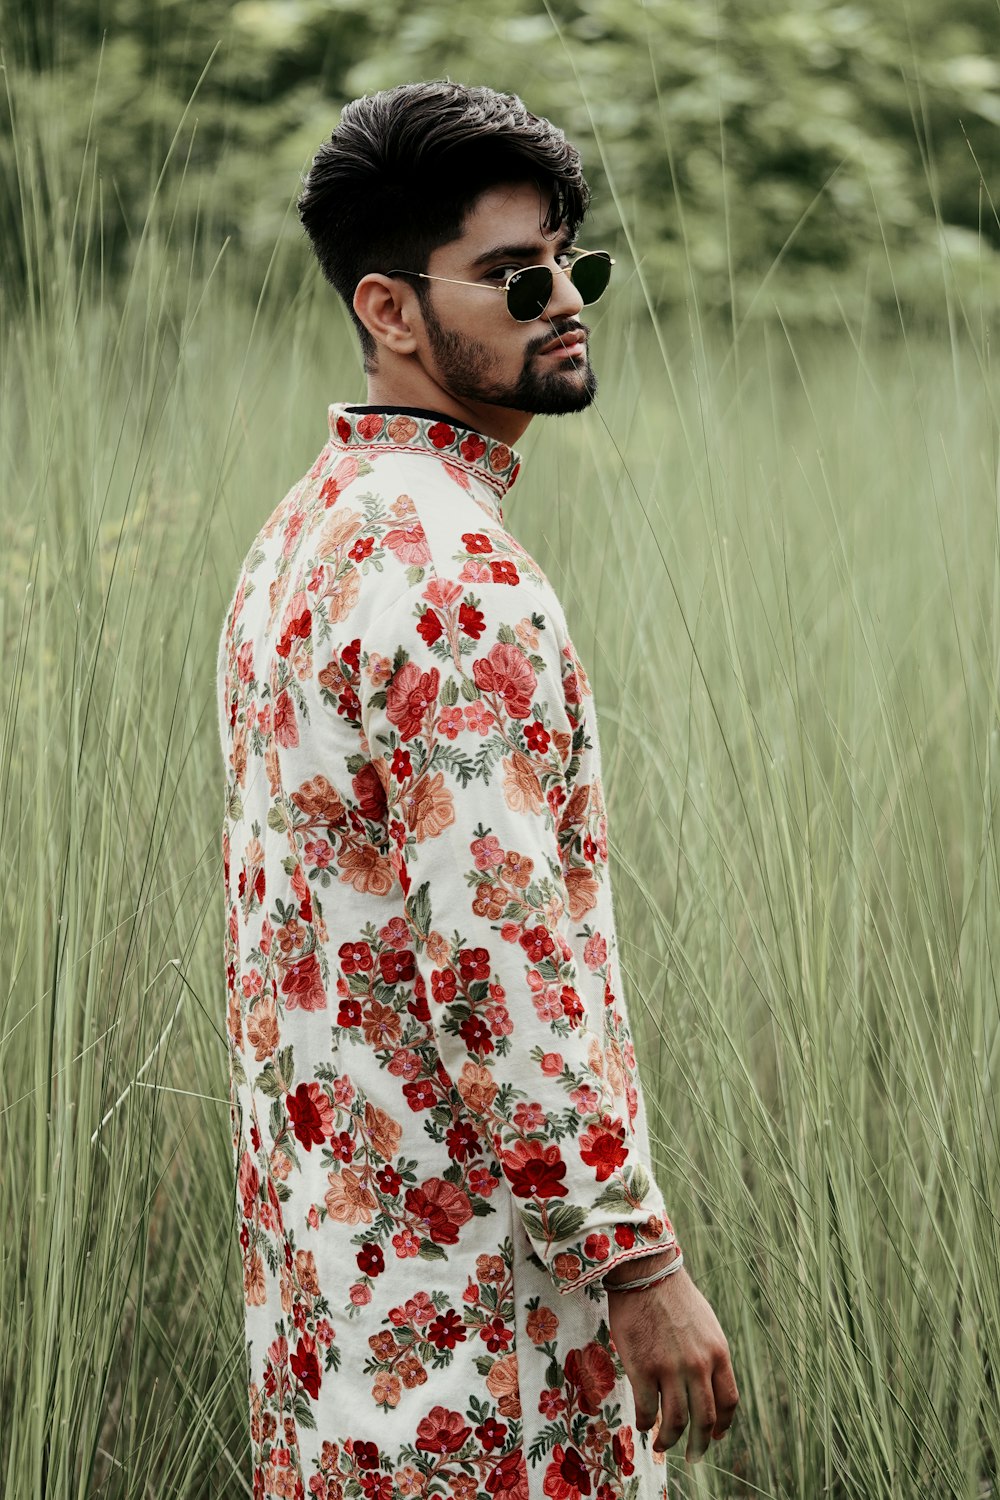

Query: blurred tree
left=1, top=0, right=998, bottom=319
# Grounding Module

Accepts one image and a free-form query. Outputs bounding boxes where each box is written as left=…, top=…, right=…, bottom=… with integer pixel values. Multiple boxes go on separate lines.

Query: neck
left=365, top=371, right=533, bottom=446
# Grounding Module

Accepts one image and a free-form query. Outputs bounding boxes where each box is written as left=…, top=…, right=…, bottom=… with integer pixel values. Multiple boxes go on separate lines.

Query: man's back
left=217, top=404, right=678, bottom=1498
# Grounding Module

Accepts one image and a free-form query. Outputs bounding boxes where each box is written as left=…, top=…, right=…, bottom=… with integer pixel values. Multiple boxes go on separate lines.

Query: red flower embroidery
left=335, top=416, right=351, bottom=442
left=472, top=643, right=536, bottom=718
left=458, top=946, right=490, bottom=980
left=290, top=1333, right=321, bottom=1398
left=446, top=1120, right=481, bottom=1162
left=475, top=1415, right=508, bottom=1450
left=432, top=968, right=458, bottom=1003
left=390, top=747, right=412, bottom=781
left=379, top=949, right=415, bottom=984
left=402, top=1077, right=437, bottom=1111
left=404, top=1177, right=473, bottom=1244
left=486, top=1449, right=529, bottom=1498
left=356, top=1241, right=385, bottom=1275
left=500, top=1140, right=568, bottom=1199
left=427, top=1309, right=467, bottom=1349
left=428, top=422, right=457, bottom=449
left=416, top=608, right=443, bottom=645
left=376, top=1164, right=402, bottom=1194
left=543, top=1443, right=591, bottom=1499
left=386, top=660, right=440, bottom=740
left=480, top=1315, right=513, bottom=1351
left=459, top=601, right=485, bottom=638
left=352, top=762, right=387, bottom=822
left=339, top=941, right=372, bottom=974
left=460, top=434, right=487, bottom=462
left=524, top=720, right=550, bottom=752
left=280, top=951, right=327, bottom=1011
left=353, top=1440, right=380, bottom=1468
left=275, top=604, right=311, bottom=658
left=272, top=688, right=299, bottom=748
left=459, top=1015, right=493, bottom=1054
left=564, top=1341, right=616, bottom=1415
left=583, top=1232, right=610, bottom=1262
left=579, top=1117, right=628, bottom=1181
left=520, top=926, right=555, bottom=962
left=612, top=1428, right=635, bottom=1476
left=462, top=532, right=492, bottom=554
left=286, top=1081, right=333, bottom=1149
left=384, top=523, right=431, bottom=566
left=415, top=1405, right=472, bottom=1453
left=356, top=414, right=384, bottom=439
left=319, top=454, right=360, bottom=506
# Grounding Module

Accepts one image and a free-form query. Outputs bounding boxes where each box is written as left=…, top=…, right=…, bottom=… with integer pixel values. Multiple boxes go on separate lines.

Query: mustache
left=530, top=323, right=589, bottom=355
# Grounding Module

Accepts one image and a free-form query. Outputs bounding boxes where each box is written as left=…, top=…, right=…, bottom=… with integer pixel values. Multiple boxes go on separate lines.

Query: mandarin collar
left=328, top=403, right=522, bottom=521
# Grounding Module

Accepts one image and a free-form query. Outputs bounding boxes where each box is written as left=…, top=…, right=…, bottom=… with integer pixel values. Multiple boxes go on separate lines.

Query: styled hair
left=297, top=80, right=591, bottom=369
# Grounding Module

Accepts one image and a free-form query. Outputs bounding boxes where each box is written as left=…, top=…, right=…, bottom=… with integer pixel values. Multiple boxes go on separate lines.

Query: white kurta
left=217, top=404, right=678, bottom=1500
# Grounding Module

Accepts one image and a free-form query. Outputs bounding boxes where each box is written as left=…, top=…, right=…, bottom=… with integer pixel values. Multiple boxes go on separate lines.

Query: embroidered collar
left=328, top=403, right=523, bottom=516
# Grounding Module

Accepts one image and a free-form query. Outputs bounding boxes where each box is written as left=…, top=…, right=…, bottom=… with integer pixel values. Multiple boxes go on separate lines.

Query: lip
left=538, top=334, right=588, bottom=358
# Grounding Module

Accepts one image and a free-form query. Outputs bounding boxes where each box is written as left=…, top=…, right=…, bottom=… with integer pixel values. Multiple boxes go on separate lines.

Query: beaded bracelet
left=603, top=1248, right=684, bottom=1294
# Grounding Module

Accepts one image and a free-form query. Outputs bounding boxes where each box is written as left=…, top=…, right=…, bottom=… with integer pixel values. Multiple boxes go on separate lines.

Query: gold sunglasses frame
left=386, top=249, right=616, bottom=321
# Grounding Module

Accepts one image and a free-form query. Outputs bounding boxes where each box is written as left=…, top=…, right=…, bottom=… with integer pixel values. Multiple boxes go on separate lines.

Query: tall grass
left=1, top=51, right=998, bottom=1500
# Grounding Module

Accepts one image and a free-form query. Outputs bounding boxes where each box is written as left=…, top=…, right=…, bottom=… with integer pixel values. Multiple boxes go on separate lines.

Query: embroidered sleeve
left=357, top=576, right=678, bottom=1293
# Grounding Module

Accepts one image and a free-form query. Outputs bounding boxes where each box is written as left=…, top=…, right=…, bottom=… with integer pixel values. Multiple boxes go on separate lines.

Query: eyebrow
left=469, top=229, right=575, bottom=270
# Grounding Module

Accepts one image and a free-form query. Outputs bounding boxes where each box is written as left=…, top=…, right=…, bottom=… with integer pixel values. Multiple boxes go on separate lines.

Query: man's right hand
left=605, top=1266, right=739, bottom=1464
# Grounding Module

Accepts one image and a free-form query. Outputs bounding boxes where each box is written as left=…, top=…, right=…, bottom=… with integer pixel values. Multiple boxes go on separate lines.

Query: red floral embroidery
left=280, top=951, right=327, bottom=1011
left=415, top=1405, right=472, bottom=1453
left=286, top=1081, right=333, bottom=1149
left=416, top=607, right=443, bottom=645
left=472, top=642, right=536, bottom=718
left=386, top=661, right=440, bottom=740
left=500, top=1140, right=569, bottom=1199
left=220, top=404, right=678, bottom=1492
left=405, top=1177, right=473, bottom=1244
left=579, top=1117, right=628, bottom=1181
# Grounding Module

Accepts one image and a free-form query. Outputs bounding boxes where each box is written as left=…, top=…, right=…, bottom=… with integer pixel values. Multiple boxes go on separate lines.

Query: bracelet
left=604, top=1249, right=684, bottom=1294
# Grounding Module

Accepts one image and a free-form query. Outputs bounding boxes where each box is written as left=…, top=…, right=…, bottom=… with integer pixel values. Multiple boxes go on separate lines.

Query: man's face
left=415, top=181, right=598, bottom=416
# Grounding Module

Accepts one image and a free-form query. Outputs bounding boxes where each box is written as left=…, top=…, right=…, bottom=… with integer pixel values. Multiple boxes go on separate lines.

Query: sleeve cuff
left=546, top=1216, right=679, bottom=1294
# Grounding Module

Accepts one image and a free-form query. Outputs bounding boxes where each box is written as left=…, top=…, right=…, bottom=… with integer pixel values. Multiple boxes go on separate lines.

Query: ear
left=353, top=274, right=421, bottom=357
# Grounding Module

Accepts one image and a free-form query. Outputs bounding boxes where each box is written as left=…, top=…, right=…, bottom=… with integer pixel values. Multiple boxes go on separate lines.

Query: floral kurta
left=217, top=404, right=679, bottom=1500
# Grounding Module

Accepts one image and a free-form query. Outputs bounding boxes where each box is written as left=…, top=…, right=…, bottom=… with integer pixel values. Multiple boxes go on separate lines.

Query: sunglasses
left=388, top=249, right=615, bottom=323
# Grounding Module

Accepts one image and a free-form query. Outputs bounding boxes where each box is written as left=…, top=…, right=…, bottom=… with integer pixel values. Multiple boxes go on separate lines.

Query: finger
left=653, top=1381, right=688, bottom=1454
left=684, top=1375, right=717, bottom=1464
left=711, top=1357, right=740, bottom=1439
left=629, top=1374, right=661, bottom=1434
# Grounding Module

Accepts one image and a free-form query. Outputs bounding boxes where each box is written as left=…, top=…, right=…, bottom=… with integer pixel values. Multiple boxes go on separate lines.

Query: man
left=217, top=80, right=738, bottom=1500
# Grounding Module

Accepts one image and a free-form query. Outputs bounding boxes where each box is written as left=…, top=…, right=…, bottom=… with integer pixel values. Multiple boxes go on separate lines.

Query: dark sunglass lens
left=507, top=267, right=553, bottom=321
left=570, top=252, right=612, bottom=305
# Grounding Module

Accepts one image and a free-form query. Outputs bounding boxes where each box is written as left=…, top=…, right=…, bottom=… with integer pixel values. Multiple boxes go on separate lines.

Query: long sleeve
left=356, top=573, right=678, bottom=1294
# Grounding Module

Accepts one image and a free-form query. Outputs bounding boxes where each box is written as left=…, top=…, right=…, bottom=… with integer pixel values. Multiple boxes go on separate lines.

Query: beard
left=421, top=300, right=598, bottom=415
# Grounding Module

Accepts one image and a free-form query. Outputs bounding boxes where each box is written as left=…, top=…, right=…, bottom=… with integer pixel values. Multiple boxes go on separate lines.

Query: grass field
left=1, top=140, right=999, bottom=1498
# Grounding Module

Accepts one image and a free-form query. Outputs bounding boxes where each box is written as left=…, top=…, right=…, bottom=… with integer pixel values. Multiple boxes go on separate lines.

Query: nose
left=543, top=260, right=584, bottom=323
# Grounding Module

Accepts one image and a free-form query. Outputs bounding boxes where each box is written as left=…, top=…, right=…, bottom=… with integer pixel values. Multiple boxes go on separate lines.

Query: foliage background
left=3, top=0, right=1000, bottom=319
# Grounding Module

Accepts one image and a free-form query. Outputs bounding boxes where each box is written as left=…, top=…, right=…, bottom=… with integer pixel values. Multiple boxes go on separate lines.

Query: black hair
left=297, top=80, right=591, bottom=370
